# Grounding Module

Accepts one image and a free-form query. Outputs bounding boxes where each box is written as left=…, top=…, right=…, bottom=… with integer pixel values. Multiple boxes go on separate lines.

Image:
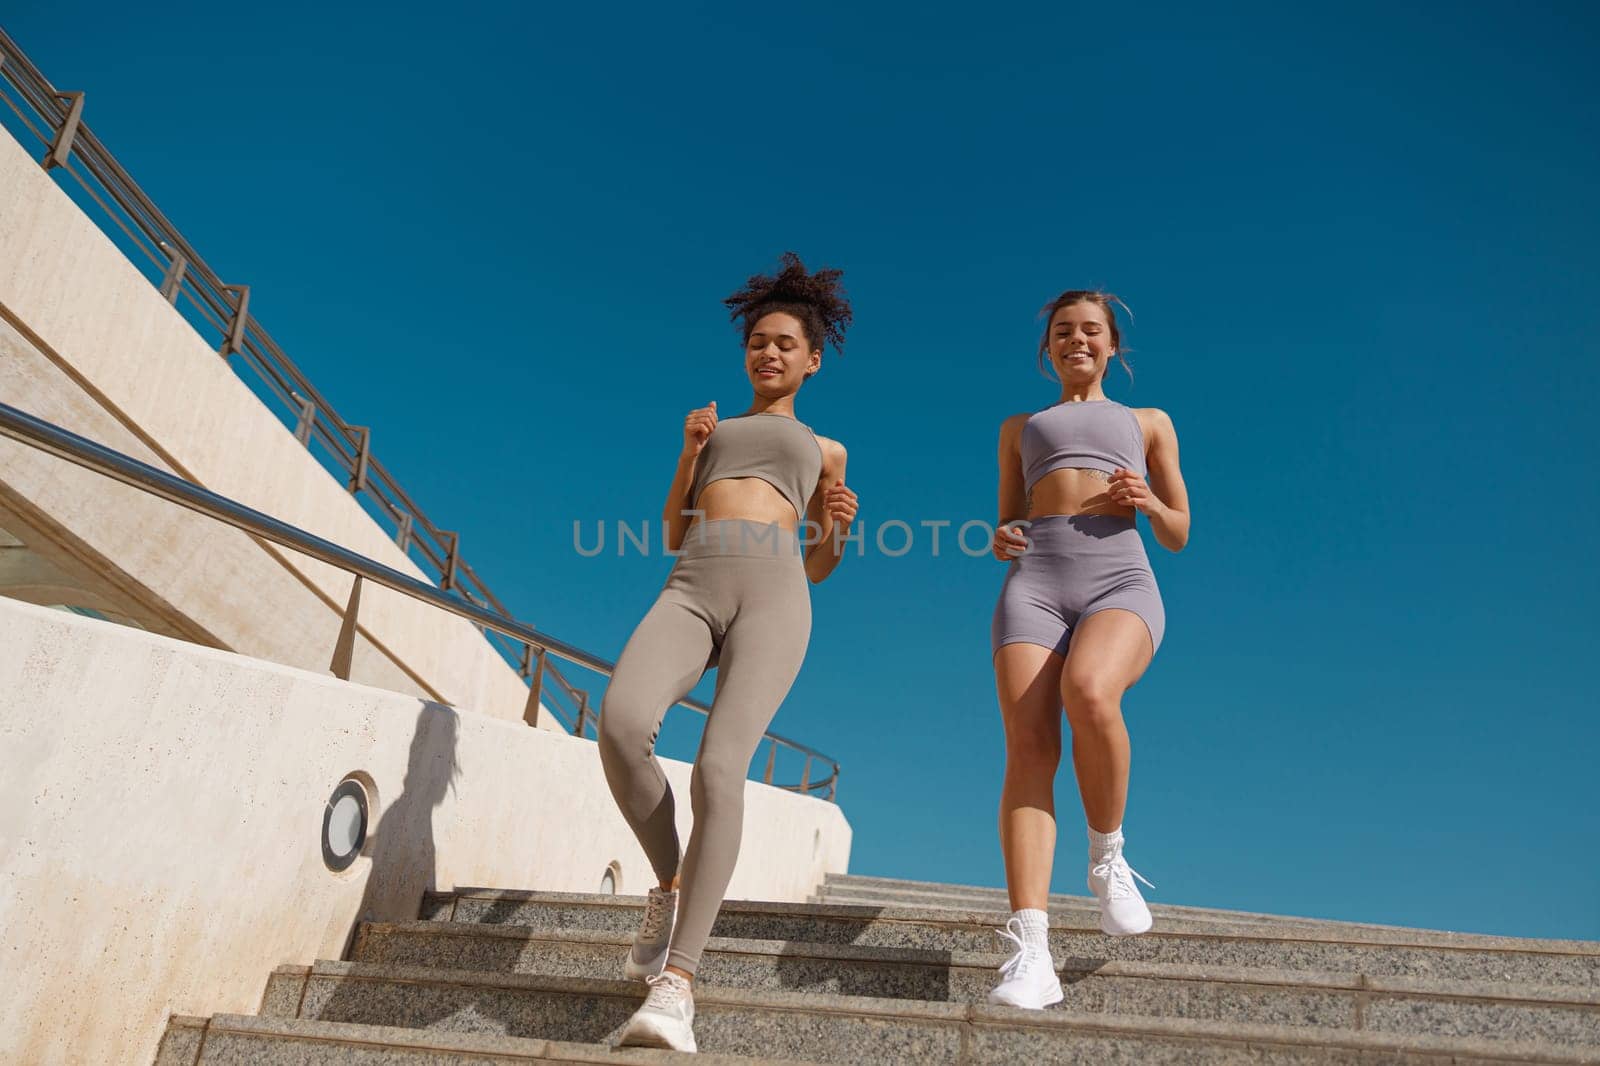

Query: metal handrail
left=0, top=402, right=840, bottom=799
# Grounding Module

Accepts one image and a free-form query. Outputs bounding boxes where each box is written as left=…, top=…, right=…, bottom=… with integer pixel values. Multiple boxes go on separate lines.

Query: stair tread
left=170, top=1013, right=821, bottom=1064
left=275, top=961, right=1600, bottom=1064
left=355, top=920, right=1600, bottom=1006
left=426, top=888, right=1600, bottom=956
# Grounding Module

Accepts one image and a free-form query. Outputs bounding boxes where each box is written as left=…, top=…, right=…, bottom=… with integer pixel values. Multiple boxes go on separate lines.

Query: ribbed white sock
left=1088, top=824, right=1124, bottom=861
left=1012, top=907, right=1050, bottom=949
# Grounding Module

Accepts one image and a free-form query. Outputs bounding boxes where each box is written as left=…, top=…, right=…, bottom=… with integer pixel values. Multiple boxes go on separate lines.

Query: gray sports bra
left=688, top=412, right=824, bottom=521
left=1021, top=399, right=1146, bottom=490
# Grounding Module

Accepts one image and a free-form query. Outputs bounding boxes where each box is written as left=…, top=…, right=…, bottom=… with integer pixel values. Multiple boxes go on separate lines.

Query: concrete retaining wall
left=0, top=597, right=852, bottom=1064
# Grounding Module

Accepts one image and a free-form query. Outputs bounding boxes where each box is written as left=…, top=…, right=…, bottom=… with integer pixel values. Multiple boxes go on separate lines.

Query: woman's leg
left=993, top=641, right=1066, bottom=913
left=1059, top=608, right=1153, bottom=834
left=1061, top=607, right=1156, bottom=935
left=666, top=590, right=810, bottom=979
left=598, top=597, right=715, bottom=887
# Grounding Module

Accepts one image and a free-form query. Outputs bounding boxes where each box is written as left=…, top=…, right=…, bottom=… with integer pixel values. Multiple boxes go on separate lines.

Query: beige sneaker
left=618, top=970, right=696, bottom=1052
left=623, top=886, right=676, bottom=981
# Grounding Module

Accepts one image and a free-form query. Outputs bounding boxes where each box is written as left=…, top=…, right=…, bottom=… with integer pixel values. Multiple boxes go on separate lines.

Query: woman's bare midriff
left=691, top=477, right=802, bottom=530
left=1025, top=468, right=1137, bottom=520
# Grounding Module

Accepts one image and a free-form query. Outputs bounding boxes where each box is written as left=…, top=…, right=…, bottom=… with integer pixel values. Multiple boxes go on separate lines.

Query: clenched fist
left=682, top=401, right=718, bottom=457
left=822, top=479, right=858, bottom=528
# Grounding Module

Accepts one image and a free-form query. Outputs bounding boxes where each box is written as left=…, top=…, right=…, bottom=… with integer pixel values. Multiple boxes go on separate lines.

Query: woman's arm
left=1115, top=408, right=1190, bottom=552
left=663, top=402, right=718, bottom=553
left=993, top=413, right=1030, bottom=560
left=804, top=438, right=855, bottom=584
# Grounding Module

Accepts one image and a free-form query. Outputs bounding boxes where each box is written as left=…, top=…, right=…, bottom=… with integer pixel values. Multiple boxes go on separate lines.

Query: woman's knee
left=1061, top=671, right=1124, bottom=732
left=598, top=688, right=656, bottom=763
left=1002, top=719, right=1063, bottom=772
left=689, top=752, right=748, bottom=817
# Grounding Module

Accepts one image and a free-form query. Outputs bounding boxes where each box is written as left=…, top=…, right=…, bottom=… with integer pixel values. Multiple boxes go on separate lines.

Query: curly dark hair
left=723, top=251, right=853, bottom=357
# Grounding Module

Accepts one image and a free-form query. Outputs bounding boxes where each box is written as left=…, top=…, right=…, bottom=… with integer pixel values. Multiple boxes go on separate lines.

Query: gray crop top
left=687, top=412, right=824, bottom=521
left=1021, top=399, right=1146, bottom=490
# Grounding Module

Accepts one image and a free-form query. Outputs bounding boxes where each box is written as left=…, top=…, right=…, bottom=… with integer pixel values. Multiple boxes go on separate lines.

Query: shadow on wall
left=343, top=701, right=460, bottom=952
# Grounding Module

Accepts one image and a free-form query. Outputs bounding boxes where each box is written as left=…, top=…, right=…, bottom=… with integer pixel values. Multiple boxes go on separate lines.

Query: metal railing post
left=763, top=739, right=777, bottom=785
left=440, top=530, right=459, bottom=591
left=218, top=284, right=250, bottom=358
left=800, top=755, right=811, bottom=793
left=573, top=692, right=591, bottom=737
left=292, top=394, right=317, bottom=446
left=347, top=426, right=371, bottom=493
left=42, top=90, right=84, bottom=171
left=394, top=511, right=413, bottom=553
left=157, top=243, right=188, bottom=304
left=521, top=645, right=546, bottom=727
left=330, top=575, right=363, bottom=680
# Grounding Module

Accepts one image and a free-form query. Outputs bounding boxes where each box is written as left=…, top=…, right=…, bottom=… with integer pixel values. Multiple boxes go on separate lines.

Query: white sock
left=1012, top=907, right=1050, bottom=950
left=1088, top=825, right=1124, bottom=861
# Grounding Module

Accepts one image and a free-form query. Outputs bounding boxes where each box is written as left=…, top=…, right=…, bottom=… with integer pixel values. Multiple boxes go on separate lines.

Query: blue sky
left=5, top=2, right=1597, bottom=939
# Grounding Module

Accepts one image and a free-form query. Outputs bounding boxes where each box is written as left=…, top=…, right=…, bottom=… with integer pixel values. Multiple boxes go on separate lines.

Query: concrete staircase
left=156, top=876, right=1600, bottom=1064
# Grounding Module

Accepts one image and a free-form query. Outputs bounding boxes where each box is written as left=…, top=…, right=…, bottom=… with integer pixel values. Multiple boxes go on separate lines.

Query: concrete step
left=260, top=960, right=1600, bottom=1065
left=815, top=881, right=1399, bottom=934
left=422, top=890, right=1600, bottom=987
left=155, top=1013, right=814, bottom=1065
left=352, top=921, right=1600, bottom=1048
left=819, top=873, right=1429, bottom=930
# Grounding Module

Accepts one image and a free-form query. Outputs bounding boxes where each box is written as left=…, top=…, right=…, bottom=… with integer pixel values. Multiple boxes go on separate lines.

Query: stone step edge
left=424, top=889, right=1600, bottom=957
left=811, top=888, right=1415, bottom=934
left=819, top=877, right=1408, bottom=928
left=357, top=921, right=1600, bottom=1009
left=269, top=962, right=1599, bottom=1065
left=160, top=1013, right=819, bottom=1065
left=822, top=874, right=1427, bottom=933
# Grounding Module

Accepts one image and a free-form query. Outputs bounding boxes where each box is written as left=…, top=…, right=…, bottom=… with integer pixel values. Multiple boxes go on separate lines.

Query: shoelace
left=994, top=917, right=1051, bottom=980
left=643, top=972, right=691, bottom=1009
left=639, top=890, right=674, bottom=941
left=1091, top=853, right=1156, bottom=902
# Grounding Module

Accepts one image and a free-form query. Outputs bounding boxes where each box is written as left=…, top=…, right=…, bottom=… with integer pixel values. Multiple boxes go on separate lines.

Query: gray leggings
left=598, top=519, right=812, bottom=975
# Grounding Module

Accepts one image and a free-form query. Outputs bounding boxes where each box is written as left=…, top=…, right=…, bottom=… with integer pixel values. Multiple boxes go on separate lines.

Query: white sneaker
left=617, top=971, right=696, bottom=1053
left=623, top=886, right=676, bottom=981
left=1088, top=844, right=1155, bottom=936
left=986, top=917, right=1064, bottom=1009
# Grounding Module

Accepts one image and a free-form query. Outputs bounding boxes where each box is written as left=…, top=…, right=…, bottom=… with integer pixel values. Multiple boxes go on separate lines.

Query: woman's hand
left=992, top=522, right=1029, bottom=561
left=1109, top=468, right=1163, bottom=515
left=823, top=479, right=857, bottom=528
left=682, top=401, right=718, bottom=457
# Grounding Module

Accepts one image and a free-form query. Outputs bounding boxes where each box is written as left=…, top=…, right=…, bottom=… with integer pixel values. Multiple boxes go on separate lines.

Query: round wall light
left=322, top=778, right=369, bottom=872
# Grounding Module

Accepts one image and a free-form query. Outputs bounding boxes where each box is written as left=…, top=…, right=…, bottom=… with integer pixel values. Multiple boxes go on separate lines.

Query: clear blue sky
left=5, top=2, right=1597, bottom=940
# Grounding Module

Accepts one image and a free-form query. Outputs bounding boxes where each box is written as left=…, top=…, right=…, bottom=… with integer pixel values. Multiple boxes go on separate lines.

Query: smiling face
left=745, top=311, right=821, bottom=395
left=1046, top=300, right=1117, bottom=385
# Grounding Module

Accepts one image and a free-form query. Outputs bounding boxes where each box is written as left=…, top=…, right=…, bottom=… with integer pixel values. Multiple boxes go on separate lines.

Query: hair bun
left=724, top=251, right=853, bottom=354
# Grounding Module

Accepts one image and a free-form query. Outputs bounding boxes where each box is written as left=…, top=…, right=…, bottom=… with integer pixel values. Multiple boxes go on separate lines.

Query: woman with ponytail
left=985, top=290, right=1191, bottom=1010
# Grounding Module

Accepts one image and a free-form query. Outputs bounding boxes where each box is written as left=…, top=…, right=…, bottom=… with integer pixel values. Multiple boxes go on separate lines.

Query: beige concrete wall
left=0, top=125, right=540, bottom=725
left=0, top=316, right=455, bottom=698
left=0, top=597, right=852, bottom=1066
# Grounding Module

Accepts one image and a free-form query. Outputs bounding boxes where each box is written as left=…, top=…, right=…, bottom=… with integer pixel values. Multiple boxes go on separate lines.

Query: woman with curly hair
left=598, top=252, right=858, bottom=1052
left=985, top=290, right=1190, bottom=1010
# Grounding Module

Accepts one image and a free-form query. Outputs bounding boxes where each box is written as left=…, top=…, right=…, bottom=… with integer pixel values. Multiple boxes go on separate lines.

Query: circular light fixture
left=322, top=778, right=369, bottom=872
